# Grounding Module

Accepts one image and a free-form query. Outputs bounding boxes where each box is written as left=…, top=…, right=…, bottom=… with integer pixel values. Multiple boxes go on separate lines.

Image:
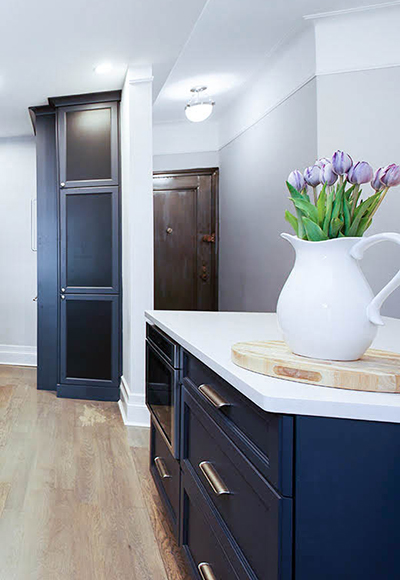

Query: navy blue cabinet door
left=58, top=102, right=119, bottom=188
left=60, top=187, right=119, bottom=294
left=59, top=294, right=120, bottom=389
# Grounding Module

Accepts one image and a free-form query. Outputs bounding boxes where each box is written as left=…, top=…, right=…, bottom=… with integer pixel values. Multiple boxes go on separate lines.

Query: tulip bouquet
left=285, top=151, right=400, bottom=241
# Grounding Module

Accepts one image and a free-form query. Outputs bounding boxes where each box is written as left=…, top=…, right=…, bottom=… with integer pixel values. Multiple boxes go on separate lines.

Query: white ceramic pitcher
left=277, top=232, right=400, bottom=360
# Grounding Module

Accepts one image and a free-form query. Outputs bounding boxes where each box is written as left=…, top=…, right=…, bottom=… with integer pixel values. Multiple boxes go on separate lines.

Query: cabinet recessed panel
left=66, top=192, right=112, bottom=288
left=66, top=108, right=111, bottom=182
left=65, top=299, right=112, bottom=381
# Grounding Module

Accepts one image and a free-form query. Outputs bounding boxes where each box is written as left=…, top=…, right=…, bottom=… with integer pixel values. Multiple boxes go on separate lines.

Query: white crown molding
left=119, top=375, right=150, bottom=427
left=219, top=74, right=316, bottom=151
left=304, top=0, right=400, bottom=20
left=129, top=76, right=154, bottom=85
left=317, top=61, right=400, bottom=77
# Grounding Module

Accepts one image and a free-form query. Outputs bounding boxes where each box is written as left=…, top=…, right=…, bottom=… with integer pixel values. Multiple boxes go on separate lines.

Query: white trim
left=129, top=76, right=154, bottom=85
left=304, top=1, right=400, bottom=20
left=119, top=375, right=150, bottom=427
left=0, top=344, right=36, bottom=367
left=317, top=61, right=400, bottom=77
left=219, top=74, right=316, bottom=151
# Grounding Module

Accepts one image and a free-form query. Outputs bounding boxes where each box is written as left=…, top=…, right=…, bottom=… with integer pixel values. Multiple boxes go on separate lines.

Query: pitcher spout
left=281, top=232, right=301, bottom=250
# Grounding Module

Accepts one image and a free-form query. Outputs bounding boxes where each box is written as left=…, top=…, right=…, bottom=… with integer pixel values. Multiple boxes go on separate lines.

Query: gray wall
left=153, top=151, right=219, bottom=172
left=218, top=79, right=318, bottom=311
left=317, top=68, right=400, bottom=317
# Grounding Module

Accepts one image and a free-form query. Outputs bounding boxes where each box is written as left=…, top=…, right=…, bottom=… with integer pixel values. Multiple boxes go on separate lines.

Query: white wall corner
left=312, top=3, right=400, bottom=76
left=218, top=25, right=316, bottom=150
left=120, top=65, right=154, bottom=427
left=0, top=344, right=37, bottom=367
left=119, top=375, right=150, bottom=426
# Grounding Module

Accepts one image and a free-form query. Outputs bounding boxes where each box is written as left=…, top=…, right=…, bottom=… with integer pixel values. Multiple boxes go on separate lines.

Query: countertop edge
left=145, top=311, right=400, bottom=424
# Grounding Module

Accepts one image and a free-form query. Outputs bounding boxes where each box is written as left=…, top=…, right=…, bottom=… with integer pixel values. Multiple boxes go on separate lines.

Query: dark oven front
left=145, top=325, right=181, bottom=458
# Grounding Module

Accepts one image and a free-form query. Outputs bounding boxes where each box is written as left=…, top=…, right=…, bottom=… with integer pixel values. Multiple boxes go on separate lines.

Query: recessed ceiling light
left=94, top=62, right=113, bottom=75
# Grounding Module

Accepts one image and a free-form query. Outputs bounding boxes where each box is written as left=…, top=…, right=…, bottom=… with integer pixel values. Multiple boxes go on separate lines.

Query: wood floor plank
left=0, top=366, right=187, bottom=580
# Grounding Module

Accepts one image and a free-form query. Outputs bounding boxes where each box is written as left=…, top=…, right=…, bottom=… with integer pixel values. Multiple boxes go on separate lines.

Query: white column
left=119, top=66, right=153, bottom=426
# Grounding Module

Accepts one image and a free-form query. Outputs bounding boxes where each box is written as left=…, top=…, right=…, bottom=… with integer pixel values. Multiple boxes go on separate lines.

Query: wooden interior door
left=153, top=169, right=218, bottom=311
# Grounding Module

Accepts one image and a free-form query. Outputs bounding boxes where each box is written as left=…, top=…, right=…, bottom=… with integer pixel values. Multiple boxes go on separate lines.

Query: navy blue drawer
left=182, top=385, right=292, bottom=580
left=181, top=467, right=252, bottom=580
left=183, top=351, right=293, bottom=496
left=150, top=420, right=180, bottom=538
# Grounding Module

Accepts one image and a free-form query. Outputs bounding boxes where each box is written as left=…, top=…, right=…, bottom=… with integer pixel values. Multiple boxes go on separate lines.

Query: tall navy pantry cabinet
left=30, top=91, right=121, bottom=401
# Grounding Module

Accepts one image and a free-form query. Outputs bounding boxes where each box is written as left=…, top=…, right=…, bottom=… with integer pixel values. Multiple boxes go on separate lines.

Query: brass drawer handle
left=154, top=456, right=171, bottom=479
left=198, top=384, right=230, bottom=410
left=199, top=461, right=231, bottom=496
left=198, top=562, right=216, bottom=580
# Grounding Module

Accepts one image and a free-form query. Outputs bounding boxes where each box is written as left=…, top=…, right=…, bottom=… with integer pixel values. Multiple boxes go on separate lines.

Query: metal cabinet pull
left=198, top=384, right=230, bottom=410
left=198, top=562, right=217, bottom=580
left=154, top=456, right=171, bottom=479
left=199, top=461, right=231, bottom=496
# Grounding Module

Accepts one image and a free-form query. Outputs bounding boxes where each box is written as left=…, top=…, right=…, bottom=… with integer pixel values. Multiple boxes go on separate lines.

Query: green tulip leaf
left=290, top=197, right=319, bottom=224
left=303, top=217, right=328, bottom=241
left=317, top=185, right=327, bottom=226
left=323, top=191, right=334, bottom=235
left=331, top=182, right=345, bottom=222
left=343, top=195, right=351, bottom=234
left=285, top=210, right=299, bottom=235
left=330, top=217, right=344, bottom=238
left=348, top=193, right=380, bottom=236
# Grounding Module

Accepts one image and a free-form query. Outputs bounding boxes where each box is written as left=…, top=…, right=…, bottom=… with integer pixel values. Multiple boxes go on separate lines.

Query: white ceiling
left=0, top=0, right=207, bottom=137
left=153, top=0, right=394, bottom=124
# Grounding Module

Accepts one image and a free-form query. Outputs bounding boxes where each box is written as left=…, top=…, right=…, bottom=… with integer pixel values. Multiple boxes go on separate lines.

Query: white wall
left=120, top=66, right=154, bottom=426
left=217, top=27, right=317, bottom=311
left=153, top=151, right=219, bottom=172
left=219, top=79, right=318, bottom=311
left=0, top=137, right=37, bottom=365
left=315, top=6, right=400, bottom=317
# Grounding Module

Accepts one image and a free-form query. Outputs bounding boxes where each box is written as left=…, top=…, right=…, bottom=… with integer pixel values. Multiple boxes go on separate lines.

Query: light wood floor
left=0, top=366, right=191, bottom=580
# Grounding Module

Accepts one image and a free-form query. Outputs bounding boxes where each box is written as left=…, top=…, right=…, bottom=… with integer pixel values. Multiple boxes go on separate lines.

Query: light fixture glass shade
left=185, top=86, right=214, bottom=122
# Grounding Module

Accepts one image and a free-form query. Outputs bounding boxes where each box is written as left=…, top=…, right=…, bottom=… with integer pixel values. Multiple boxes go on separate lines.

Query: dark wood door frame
left=153, top=167, right=219, bottom=311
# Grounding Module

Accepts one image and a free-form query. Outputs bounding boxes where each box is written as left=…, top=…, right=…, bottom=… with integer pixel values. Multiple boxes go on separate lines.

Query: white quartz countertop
left=145, top=310, right=400, bottom=424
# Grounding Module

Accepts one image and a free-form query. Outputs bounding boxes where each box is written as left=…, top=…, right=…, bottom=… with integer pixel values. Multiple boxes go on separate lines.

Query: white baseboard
left=0, top=344, right=37, bottom=367
left=119, top=375, right=150, bottom=426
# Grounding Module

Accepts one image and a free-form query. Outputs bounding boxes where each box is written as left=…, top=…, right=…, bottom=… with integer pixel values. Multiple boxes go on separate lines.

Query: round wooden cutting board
left=231, top=340, right=400, bottom=393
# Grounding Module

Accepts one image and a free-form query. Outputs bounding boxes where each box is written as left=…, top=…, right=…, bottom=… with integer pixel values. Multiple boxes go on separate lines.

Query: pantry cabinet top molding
left=48, top=90, right=122, bottom=107
left=145, top=310, right=400, bottom=424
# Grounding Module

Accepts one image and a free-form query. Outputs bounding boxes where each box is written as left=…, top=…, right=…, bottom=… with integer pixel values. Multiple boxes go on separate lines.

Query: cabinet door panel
left=60, top=294, right=119, bottom=387
left=58, top=102, right=118, bottom=188
left=60, top=187, right=119, bottom=293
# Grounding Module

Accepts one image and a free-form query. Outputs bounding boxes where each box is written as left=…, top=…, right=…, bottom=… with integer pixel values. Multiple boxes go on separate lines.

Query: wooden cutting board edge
left=231, top=340, right=400, bottom=393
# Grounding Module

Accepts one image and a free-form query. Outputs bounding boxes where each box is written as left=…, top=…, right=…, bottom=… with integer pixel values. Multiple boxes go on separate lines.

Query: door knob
left=61, top=287, right=66, bottom=293
left=61, top=295, right=65, bottom=300
left=33, top=296, right=38, bottom=302
left=60, top=182, right=65, bottom=188
left=166, top=227, right=173, bottom=234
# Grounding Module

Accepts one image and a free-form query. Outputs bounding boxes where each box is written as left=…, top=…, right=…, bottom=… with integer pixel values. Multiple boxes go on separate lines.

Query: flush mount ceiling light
left=94, top=62, right=113, bottom=75
left=185, top=86, right=215, bottom=122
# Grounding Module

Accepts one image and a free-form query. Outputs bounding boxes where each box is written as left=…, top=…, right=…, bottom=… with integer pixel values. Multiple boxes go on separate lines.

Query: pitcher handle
left=350, top=232, right=400, bottom=326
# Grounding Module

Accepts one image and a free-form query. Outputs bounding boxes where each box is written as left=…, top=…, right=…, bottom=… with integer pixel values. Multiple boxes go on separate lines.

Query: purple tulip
left=288, top=170, right=307, bottom=192
left=315, top=157, right=331, bottom=168
left=381, top=164, right=400, bottom=187
left=371, top=167, right=385, bottom=191
left=304, top=165, right=321, bottom=187
left=347, top=161, right=373, bottom=185
left=332, top=150, right=353, bottom=175
left=320, top=163, right=338, bottom=186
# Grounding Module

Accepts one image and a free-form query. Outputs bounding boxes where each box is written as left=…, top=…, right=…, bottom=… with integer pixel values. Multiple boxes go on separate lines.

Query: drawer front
left=150, top=420, right=180, bottom=537
left=182, top=385, right=292, bottom=580
left=183, top=352, right=293, bottom=496
left=181, top=468, right=252, bottom=580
